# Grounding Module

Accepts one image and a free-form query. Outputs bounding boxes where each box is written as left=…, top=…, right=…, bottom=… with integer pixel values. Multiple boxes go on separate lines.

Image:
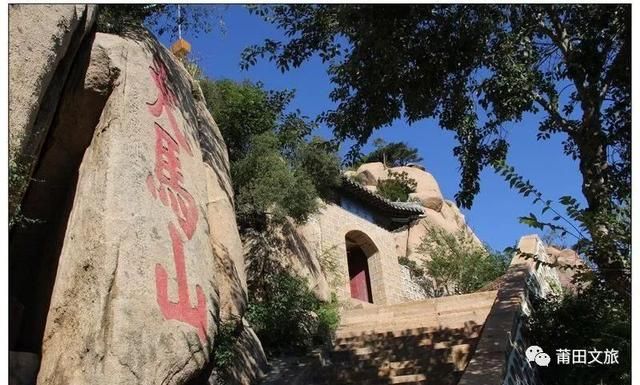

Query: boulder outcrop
left=35, top=31, right=219, bottom=385
left=9, top=7, right=266, bottom=383
left=351, top=162, right=481, bottom=260
left=354, top=162, right=444, bottom=211
left=9, top=4, right=97, bottom=222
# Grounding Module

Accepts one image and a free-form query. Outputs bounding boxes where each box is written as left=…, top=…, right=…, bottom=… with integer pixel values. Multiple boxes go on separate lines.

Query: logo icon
left=534, top=352, right=551, bottom=366
left=526, top=345, right=549, bottom=366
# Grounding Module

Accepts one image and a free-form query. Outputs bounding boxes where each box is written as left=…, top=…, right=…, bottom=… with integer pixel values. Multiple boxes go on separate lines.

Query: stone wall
left=297, top=203, right=405, bottom=305
left=458, top=234, right=563, bottom=385
left=295, top=196, right=481, bottom=305
left=399, top=265, right=429, bottom=301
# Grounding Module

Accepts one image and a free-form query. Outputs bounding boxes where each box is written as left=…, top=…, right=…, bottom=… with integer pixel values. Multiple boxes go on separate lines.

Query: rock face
left=281, top=221, right=332, bottom=302
left=36, top=32, right=214, bottom=384
left=242, top=219, right=332, bottom=303
left=393, top=166, right=444, bottom=212
left=352, top=162, right=479, bottom=260
left=6, top=25, right=266, bottom=384
left=354, top=162, right=444, bottom=211
left=8, top=4, right=97, bottom=221
left=355, top=162, right=386, bottom=186
left=9, top=352, right=40, bottom=385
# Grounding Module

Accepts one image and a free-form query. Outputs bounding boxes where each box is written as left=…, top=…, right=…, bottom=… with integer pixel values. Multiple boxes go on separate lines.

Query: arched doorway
left=345, top=231, right=379, bottom=303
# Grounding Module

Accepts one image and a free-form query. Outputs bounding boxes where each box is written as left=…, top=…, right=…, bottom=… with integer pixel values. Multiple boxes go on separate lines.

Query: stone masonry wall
left=458, top=234, right=563, bottom=385
left=399, top=265, right=429, bottom=301
left=297, top=203, right=405, bottom=305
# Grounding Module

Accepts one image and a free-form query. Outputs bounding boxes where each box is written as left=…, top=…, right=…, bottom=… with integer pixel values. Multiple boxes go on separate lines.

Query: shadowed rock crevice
left=9, top=4, right=97, bottom=223
left=9, top=27, right=118, bottom=355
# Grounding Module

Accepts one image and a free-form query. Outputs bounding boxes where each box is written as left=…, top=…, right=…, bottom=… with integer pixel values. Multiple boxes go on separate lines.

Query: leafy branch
left=493, top=159, right=587, bottom=241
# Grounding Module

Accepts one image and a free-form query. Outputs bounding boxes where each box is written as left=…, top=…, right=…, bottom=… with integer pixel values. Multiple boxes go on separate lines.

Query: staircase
left=321, top=291, right=498, bottom=385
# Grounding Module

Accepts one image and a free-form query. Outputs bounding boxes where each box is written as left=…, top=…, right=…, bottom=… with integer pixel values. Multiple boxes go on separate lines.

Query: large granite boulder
left=9, top=4, right=97, bottom=222
left=350, top=163, right=478, bottom=261
left=32, top=31, right=265, bottom=384
left=355, top=162, right=386, bottom=186
left=353, top=162, right=445, bottom=211
left=389, top=166, right=444, bottom=212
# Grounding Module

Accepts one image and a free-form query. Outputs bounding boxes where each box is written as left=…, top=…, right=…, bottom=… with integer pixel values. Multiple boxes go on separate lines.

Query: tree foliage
left=242, top=4, right=630, bottom=296
left=97, top=4, right=217, bottom=38
left=417, top=226, right=509, bottom=296
left=231, top=132, right=318, bottom=225
left=246, top=269, right=340, bottom=355
left=376, top=170, right=417, bottom=202
left=200, top=79, right=289, bottom=163
left=200, top=78, right=341, bottom=228
left=201, top=78, right=342, bottom=354
left=526, top=283, right=630, bottom=385
left=496, top=161, right=630, bottom=297
left=357, top=139, right=423, bottom=167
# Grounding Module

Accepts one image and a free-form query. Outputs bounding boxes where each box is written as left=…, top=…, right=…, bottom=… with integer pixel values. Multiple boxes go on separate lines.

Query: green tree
left=417, top=226, right=508, bottom=296
left=358, top=139, right=423, bottom=167
left=242, top=4, right=630, bottom=296
left=526, top=283, right=630, bottom=385
left=232, top=132, right=318, bottom=225
left=199, top=78, right=343, bottom=354
left=200, top=78, right=341, bottom=228
left=376, top=170, right=417, bottom=202
left=292, top=137, right=342, bottom=201
left=246, top=270, right=340, bottom=355
left=200, top=79, right=287, bottom=163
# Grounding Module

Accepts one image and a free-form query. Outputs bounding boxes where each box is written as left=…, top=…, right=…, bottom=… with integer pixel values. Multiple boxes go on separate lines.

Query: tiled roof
left=340, top=176, right=424, bottom=217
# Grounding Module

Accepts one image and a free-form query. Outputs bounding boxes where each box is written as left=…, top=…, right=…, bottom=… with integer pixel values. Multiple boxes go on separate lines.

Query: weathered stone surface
left=390, top=166, right=444, bottom=211
left=242, top=219, right=331, bottom=303
left=9, top=4, right=97, bottom=220
left=355, top=162, right=385, bottom=185
left=36, top=33, right=225, bottom=384
left=282, top=222, right=331, bottom=302
left=393, top=230, right=409, bottom=259
left=353, top=163, right=445, bottom=211
left=222, top=319, right=268, bottom=385
left=296, top=204, right=405, bottom=305
left=9, top=17, right=119, bottom=356
left=406, top=212, right=458, bottom=260
left=405, top=202, right=482, bottom=260
left=204, top=155, right=246, bottom=320
left=545, top=245, right=585, bottom=292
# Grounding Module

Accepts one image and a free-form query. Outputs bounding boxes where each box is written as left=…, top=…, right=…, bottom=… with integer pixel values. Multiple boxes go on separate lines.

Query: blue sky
left=156, top=5, right=585, bottom=252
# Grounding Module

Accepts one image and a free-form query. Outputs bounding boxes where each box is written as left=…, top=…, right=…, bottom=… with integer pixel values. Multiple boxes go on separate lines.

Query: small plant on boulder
left=376, top=170, right=417, bottom=202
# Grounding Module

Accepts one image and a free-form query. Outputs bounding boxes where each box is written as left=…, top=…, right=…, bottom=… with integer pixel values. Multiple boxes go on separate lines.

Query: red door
left=348, top=247, right=373, bottom=303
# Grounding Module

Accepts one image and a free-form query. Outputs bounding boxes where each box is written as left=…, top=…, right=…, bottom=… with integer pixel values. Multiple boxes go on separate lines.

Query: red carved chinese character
left=147, top=123, right=198, bottom=240
left=147, top=56, right=192, bottom=156
left=155, top=222, right=207, bottom=342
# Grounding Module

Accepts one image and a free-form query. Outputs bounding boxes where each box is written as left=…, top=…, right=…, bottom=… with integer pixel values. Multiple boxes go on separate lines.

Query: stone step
left=322, top=293, right=496, bottom=385
left=390, top=374, right=427, bottom=384
left=335, top=317, right=484, bottom=339
left=338, top=313, right=486, bottom=332
left=340, top=299, right=496, bottom=327
left=331, top=343, right=471, bottom=367
left=334, top=332, right=480, bottom=351
left=333, top=365, right=459, bottom=385
left=334, top=324, right=478, bottom=341
left=334, top=366, right=429, bottom=384
left=339, top=291, right=497, bottom=322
